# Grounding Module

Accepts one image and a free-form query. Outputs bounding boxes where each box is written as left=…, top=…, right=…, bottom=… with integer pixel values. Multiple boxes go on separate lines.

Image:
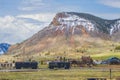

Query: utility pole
left=110, top=68, right=112, bottom=80
left=23, top=46, right=25, bottom=54
left=22, top=46, right=25, bottom=61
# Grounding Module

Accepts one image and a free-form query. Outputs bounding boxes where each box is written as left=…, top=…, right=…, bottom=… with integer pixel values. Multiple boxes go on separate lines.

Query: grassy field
left=0, top=69, right=120, bottom=80
left=91, top=52, right=120, bottom=60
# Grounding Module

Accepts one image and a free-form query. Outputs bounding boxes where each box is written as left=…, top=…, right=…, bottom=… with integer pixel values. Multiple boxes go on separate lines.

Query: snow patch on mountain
left=110, top=20, right=120, bottom=35
left=51, top=12, right=95, bottom=35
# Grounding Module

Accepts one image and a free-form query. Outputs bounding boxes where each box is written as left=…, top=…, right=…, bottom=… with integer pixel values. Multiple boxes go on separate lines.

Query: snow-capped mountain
left=0, top=43, right=11, bottom=54
left=7, top=12, right=120, bottom=55
left=49, top=12, right=120, bottom=38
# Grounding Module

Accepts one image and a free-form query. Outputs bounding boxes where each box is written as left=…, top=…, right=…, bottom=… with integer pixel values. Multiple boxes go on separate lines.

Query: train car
left=15, top=62, right=38, bottom=69
left=48, top=61, right=70, bottom=69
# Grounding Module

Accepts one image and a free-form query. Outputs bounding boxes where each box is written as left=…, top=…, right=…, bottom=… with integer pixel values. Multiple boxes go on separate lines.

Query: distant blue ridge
left=0, top=43, right=11, bottom=54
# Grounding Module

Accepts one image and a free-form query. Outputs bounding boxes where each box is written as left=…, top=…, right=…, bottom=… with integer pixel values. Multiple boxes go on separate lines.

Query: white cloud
left=96, top=13, right=120, bottom=19
left=17, top=13, right=55, bottom=22
left=0, top=15, right=51, bottom=44
left=99, top=0, right=120, bottom=8
left=19, top=0, right=46, bottom=11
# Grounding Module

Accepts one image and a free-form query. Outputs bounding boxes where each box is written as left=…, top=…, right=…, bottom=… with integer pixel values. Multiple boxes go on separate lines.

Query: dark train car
left=15, top=62, right=38, bottom=69
left=48, top=61, right=70, bottom=69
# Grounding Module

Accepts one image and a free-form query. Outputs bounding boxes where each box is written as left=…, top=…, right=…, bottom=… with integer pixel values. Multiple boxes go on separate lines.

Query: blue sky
left=0, top=0, right=120, bottom=44
left=0, top=0, right=120, bottom=19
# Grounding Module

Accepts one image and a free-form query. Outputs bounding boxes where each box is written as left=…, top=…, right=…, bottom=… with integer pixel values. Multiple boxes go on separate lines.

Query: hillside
left=5, top=12, right=120, bottom=61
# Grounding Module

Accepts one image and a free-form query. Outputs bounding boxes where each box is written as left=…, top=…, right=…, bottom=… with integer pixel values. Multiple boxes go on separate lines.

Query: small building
left=0, top=63, right=15, bottom=69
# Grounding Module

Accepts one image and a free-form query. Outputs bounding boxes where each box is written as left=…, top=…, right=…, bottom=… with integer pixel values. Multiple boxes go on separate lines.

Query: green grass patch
left=0, top=69, right=120, bottom=80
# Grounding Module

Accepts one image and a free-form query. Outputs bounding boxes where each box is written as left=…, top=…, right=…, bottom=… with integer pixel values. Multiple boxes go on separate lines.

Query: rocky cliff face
left=8, top=12, right=120, bottom=55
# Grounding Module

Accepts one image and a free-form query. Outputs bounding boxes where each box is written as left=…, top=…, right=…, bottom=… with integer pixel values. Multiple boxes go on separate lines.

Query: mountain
left=49, top=12, right=120, bottom=39
left=7, top=12, right=120, bottom=58
left=0, top=43, right=11, bottom=54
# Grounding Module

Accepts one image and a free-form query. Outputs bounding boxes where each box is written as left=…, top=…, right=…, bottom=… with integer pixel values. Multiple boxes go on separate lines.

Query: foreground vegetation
left=0, top=69, right=120, bottom=80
